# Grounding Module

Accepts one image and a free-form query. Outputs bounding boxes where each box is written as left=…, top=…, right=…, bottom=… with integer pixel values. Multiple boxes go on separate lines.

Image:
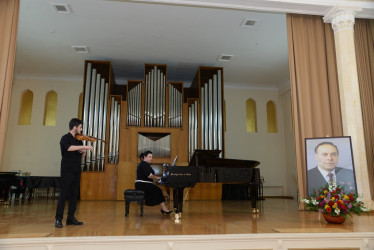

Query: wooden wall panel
left=116, top=161, right=136, bottom=200
left=80, top=164, right=117, bottom=200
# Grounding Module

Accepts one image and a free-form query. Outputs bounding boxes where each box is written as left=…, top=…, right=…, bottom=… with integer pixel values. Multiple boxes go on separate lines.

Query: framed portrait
left=305, top=136, right=357, bottom=196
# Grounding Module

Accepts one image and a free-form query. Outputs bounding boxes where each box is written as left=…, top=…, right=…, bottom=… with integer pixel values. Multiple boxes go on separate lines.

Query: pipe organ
left=144, top=65, right=166, bottom=127
left=169, top=82, right=183, bottom=127
left=80, top=62, right=225, bottom=201
left=81, top=61, right=118, bottom=172
left=126, top=82, right=142, bottom=126
left=199, top=70, right=223, bottom=157
left=138, top=133, right=171, bottom=158
left=189, top=67, right=224, bottom=158
left=109, top=96, right=121, bottom=164
left=82, top=63, right=109, bottom=171
left=188, top=99, right=199, bottom=160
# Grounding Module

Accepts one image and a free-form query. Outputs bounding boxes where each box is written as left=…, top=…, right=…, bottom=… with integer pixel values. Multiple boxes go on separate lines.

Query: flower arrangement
left=300, top=183, right=369, bottom=218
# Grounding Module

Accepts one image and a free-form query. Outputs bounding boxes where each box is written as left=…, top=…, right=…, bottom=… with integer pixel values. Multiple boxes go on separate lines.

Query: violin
left=75, top=134, right=106, bottom=143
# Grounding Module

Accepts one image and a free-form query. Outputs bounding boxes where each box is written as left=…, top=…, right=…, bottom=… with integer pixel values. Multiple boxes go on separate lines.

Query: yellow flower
left=324, top=190, right=328, bottom=194
left=344, top=195, right=349, bottom=200
left=331, top=197, right=335, bottom=201
left=325, top=205, right=330, bottom=209
left=332, top=204, right=337, bottom=209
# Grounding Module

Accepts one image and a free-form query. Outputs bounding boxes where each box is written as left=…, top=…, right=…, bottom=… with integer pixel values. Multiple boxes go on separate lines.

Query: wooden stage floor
left=0, top=198, right=374, bottom=239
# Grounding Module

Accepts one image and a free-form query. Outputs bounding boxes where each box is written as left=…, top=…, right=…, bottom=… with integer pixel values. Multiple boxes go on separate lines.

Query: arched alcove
left=43, top=90, right=58, bottom=126
left=18, top=90, right=33, bottom=125
left=267, top=100, right=277, bottom=133
left=246, top=98, right=257, bottom=133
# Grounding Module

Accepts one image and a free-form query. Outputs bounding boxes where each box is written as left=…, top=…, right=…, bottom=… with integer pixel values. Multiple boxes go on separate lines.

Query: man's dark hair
left=69, top=118, right=83, bottom=130
left=315, top=141, right=339, bottom=154
left=143, top=151, right=152, bottom=157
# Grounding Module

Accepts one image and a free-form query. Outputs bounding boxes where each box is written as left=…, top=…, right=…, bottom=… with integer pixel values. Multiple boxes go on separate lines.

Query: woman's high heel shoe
left=161, top=209, right=173, bottom=215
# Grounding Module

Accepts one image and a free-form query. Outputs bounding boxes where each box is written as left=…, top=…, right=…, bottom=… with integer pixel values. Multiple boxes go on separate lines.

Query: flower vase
left=322, top=213, right=346, bottom=224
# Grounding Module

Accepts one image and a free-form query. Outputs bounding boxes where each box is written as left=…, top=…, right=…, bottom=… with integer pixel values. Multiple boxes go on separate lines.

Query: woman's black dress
left=135, top=161, right=165, bottom=206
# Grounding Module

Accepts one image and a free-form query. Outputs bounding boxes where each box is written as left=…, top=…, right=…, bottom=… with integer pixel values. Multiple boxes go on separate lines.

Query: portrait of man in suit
left=306, top=138, right=357, bottom=196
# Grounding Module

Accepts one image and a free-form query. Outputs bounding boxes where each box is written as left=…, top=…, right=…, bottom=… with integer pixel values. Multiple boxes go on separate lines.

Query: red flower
left=332, top=190, right=336, bottom=194
left=348, top=195, right=354, bottom=201
left=333, top=195, right=339, bottom=199
left=326, top=207, right=332, bottom=213
left=341, top=204, right=347, bottom=210
left=336, top=187, right=340, bottom=191
left=328, top=201, right=334, bottom=206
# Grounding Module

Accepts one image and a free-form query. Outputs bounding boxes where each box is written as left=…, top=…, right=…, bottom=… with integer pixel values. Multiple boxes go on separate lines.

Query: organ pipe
left=127, top=83, right=142, bottom=126
left=198, top=70, right=223, bottom=157
left=168, top=83, right=183, bottom=127
left=81, top=63, right=111, bottom=171
left=144, top=66, right=166, bottom=127
left=217, top=70, right=223, bottom=157
left=100, top=83, right=108, bottom=171
left=81, top=63, right=91, bottom=170
left=188, top=99, right=198, bottom=161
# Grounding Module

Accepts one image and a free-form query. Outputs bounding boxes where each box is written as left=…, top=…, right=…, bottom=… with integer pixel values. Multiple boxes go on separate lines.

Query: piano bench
left=124, top=189, right=145, bottom=217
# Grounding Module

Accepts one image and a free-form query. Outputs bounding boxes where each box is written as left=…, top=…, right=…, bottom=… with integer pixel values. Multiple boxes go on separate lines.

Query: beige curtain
left=0, top=0, right=19, bottom=164
left=354, top=19, right=374, bottom=200
left=286, top=14, right=343, bottom=204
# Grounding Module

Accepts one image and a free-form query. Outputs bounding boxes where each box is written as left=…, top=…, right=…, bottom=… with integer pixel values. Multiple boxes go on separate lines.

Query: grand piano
left=161, top=150, right=260, bottom=214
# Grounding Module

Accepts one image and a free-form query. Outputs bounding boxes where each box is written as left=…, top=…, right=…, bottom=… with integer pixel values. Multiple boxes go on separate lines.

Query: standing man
left=55, top=118, right=93, bottom=228
left=307, top=141, right=356, bottom=195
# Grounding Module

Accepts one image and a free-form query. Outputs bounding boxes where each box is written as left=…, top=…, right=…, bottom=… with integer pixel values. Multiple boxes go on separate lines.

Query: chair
left=124, top=189, right=145, bottom=217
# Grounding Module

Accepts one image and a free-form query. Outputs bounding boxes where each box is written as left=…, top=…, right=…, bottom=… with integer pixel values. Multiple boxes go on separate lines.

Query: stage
left=0, top=198, right=373, bottom=249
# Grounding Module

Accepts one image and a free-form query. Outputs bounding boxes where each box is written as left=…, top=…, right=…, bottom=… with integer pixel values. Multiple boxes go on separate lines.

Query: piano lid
left=188, top=150, right=260, bottom=168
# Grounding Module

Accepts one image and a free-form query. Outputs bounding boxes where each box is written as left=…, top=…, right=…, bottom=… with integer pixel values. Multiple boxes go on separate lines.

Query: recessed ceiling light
left=218, top=54, right=234, bottom=62
left=72, top=46, right=89, bottom=53
left=51, top=3, right=72, bottom=14
left=241, top=18, right=258, bottom=27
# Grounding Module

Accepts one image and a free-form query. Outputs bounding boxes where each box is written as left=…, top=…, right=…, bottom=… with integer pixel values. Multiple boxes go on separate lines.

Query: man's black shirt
left=60, top=133, right=83, bottom=175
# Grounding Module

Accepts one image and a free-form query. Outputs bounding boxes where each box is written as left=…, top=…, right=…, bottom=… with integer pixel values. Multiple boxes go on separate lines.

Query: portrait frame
left=305, top=136, right=357, bottom=196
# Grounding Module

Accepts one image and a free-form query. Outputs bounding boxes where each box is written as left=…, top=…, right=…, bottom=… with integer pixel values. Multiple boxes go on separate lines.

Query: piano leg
left=172, top=187, right=185, bottom=213
left=249, top=184, right=259, bottom=214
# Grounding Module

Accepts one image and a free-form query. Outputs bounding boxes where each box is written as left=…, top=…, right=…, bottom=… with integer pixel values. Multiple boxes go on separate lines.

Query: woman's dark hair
left=143, top=151, right=152, bottom=157
left=139, top=153, right=144, bottom=160
left=69, top=118, right=82, bottom=130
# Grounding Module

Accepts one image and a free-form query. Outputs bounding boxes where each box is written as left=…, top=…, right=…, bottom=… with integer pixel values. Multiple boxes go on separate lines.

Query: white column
left=324, top=7, right=373, bottom=209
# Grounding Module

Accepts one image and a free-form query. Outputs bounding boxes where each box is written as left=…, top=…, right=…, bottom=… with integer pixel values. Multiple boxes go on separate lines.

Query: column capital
left=323, top=6, right=362, bottom=32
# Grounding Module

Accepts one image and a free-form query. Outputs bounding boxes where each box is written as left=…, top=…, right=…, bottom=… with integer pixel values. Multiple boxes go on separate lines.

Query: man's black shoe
left=55, top=220, right=63, bottom=228
left=66, top=218, right=83, bottom=225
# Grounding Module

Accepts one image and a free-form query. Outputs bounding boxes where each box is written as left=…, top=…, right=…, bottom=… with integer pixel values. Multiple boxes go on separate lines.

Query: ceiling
left=15, top=0, right=292, bottom=89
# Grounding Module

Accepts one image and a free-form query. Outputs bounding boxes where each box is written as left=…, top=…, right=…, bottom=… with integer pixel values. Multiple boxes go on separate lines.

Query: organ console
left=161, top=150, right=261, bottom=214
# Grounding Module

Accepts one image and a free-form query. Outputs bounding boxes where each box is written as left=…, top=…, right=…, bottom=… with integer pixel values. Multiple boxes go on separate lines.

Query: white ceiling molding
left=279, top=81, right=291, bottom=96
left=224, top=82, right=279, bottom=91
left=120, top=0, right=374, bottom=19
left=15, top=74, right=83, bottom=82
